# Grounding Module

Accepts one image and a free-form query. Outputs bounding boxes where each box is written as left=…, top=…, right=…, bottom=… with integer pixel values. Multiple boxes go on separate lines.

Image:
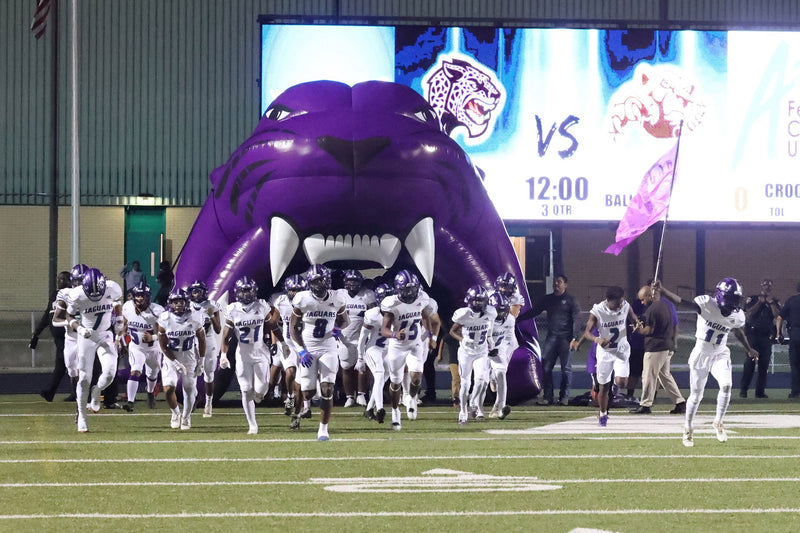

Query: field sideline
left=2, top=393, right=800, bottom=532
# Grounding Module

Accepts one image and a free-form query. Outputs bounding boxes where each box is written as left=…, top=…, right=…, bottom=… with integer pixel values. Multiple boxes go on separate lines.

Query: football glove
left=331, top=327, right=342, bottom=340
left=173, top=359, right=187, bottom=375
left=195, top=357, right=204, bottom=377
left=77, top=326, right=92, bottom=339
left=355, top=358, right=366, bottom=373
left=219, top=353, right=231, bottom=370
left=299, top=349, right=313, bottom=368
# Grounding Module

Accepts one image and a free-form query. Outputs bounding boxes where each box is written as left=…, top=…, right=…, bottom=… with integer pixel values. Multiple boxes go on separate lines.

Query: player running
left=336, top=269, right=377, bottom=407
left=188, top=280, right=222, bottom=418
left=121, top=282, right=164, bottom=411
left=358, top=283, right=394, bottom=424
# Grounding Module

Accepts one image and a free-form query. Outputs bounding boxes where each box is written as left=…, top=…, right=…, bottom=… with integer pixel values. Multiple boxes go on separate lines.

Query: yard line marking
left=2, top=509, right=800, bottom=519
left=4, top=476, right=800, bottom=488
left=4, top=453, right=800, bottom=464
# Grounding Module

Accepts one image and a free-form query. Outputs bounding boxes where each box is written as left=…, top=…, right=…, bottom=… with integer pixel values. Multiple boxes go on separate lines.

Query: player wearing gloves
left=157, top=289, right=206, bottom=430
left=121, top=282, right=164, bottom=411
left=52, top=267, right=123, bottom=433
left=289, top=264, right=348, bottom=441
left=380, top=270, right=439, bottom=429
left=220, top=277, right=281, bottom=434
left=450, top=285, right=496, bottom=425
left=335, top=270, right=377, bottom=408
left=486, top=292, right=517, bottom=419
left=358, top=283, right=395, bottom=424
left=188, top=280, right=222, bottom=418
left=269, top=274, right=306, bottom=424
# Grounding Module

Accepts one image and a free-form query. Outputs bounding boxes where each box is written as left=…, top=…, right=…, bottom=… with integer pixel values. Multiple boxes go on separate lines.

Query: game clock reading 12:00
left=527, top=176, right=588, bottom=217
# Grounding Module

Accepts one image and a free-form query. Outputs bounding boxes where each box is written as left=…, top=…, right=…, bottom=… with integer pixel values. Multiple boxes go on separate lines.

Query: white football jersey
left=336, top=288, right=377, bottom=342
left=490, top=313, right=516, bottom=351
left=270, top=292, right=295, bottom=344
left=590, top=300, right=631, bottom=356
left=190, top=298, right=220, bottom=333
left=693, top=295, right=745, bottom=349
left=226, top=299, right=272, bottom=359
left=122, top=300, right=164, bottom=347
left=56, top=287, right=78, bottom=340
left=66, top=280, right=123, bottom=332
left=361, top=306, right=388, bottom=353
left=292, top=290, right=347, bottom=349
left=381, top=292, right=435, bottom=348
left=452, top=306, right=497, bottom=355
left=159, top=310, right=204, bottom=355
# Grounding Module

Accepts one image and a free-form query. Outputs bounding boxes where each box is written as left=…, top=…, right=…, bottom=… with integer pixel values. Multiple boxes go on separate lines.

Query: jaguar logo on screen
left=608, top=64, right=706, bottom=140
left=423, top=55, right=505, bottom=143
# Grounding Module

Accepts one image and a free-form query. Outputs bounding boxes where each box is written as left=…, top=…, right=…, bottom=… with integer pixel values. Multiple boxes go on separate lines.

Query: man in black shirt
left=520, top=274, right=582, bottom=405
left=777, top=282, right=800, bottom=399
left=31, top=271, right=72, bottom=402
left=741, top=278, right=780, bottom=399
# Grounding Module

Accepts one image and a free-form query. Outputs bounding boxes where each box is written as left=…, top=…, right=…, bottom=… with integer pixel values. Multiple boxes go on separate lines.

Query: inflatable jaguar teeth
left=176, top=80, right=541, bottom=401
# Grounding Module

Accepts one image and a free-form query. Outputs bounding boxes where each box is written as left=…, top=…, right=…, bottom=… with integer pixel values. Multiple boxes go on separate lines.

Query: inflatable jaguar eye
left=264, top=104, right=293, bottom=121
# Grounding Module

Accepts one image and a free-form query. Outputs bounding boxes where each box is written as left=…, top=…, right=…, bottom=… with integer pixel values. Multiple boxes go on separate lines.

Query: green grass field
left=2, top=393, right=800, bottom=532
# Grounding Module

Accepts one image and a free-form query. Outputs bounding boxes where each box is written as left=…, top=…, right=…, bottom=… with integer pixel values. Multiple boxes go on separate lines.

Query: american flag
left=30, top=0, right=52, bottom=40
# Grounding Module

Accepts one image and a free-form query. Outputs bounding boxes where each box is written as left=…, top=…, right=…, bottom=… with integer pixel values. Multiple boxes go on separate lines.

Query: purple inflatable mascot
left=175, top=80, right=542, bottom=403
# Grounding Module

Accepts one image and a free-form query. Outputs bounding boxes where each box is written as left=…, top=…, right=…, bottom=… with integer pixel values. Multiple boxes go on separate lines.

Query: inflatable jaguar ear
left=175, top=80, right=541, bottom=402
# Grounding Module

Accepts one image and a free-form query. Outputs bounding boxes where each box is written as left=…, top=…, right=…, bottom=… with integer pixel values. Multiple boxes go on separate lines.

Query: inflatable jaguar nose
left=175, top=80, right=541, bottom=402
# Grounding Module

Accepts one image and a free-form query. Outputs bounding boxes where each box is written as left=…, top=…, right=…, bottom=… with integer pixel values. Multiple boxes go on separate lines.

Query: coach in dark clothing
left=520, top=274, right=581, bottom=405
left=31, top=271, right=72, bottom=402
left=741, top=278, right=780, bottom=399
left=777, top=283, right=800, bottom=399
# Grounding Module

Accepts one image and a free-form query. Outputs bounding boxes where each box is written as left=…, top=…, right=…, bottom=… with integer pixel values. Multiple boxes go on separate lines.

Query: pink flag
left=604, top=142, right=679, bottom=255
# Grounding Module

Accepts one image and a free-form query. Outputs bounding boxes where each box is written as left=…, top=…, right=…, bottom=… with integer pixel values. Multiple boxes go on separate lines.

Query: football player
left=357, top=283, right=394, bottom=424
left=290, top=264, right=348, bottom=440
left=188, top=280, right=222, bottom=418
left=53, top=268, right=123, bottom=433
left=220, top=277, right=280, bottom=434
left=121, top=282, right=164, bottom=411
left=380, top=270, right=438, bottom=429
left=656, top=279, right=758, bottom=447
left=50, top=264, right=89, bottom=405
left=487, top=292, right=516, bottom=419
left=269, top=274, right=305, bottom=424
left=571, top=286, right=640, bottom=427
left=494, top=272, right=525, bottom=317
left=450, top=285, right=496, bottom=425
left=336, top=269, right=377, bottom=408
left=157, top=289, right=206, bottom=430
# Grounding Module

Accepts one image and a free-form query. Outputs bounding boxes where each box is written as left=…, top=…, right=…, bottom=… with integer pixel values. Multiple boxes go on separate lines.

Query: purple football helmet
left=488, top=291, right=511, bottom=322
left=70, top=263, right=89, bottom=287
left=188, top=280, right=208, bottom=303
left=343, top=269, right=363, bottom=295
left=131, top=281, right=151, bottom=311
left=374, top=283, right=395, bottom=303
left=167, top=288, right=189, bottom=315
left=82, top=268, right=106, bottom=302
left=234, top=277, right=258, bottom=305
left=306, top=264, right=331, bottom=299
left=283, top=274, right=307, bottom=298
left=464, top=285, right=489, bottom=313
left=494, top=272, right=517, bottom=298
left=715, top=277, right=743, bottom=314
left=394, top=270, right=420, bottom=304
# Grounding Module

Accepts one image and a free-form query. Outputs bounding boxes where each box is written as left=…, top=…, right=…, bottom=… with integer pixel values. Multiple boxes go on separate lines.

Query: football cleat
left=147, top=392, right=156, bottom=409
left=284, top=397, right=295, bottom=416
left=123, top=401, right=134, bottom=413
left=289, top=415, right=301, bottom=430
left=458, top=412, right=468, bottom=426
left=392, top=422, right=402, bottom=431
left=77, top=415, right=88, bottom=433
left=88, top=386, right=101, bottom=413
left=299, top=406, right=312, bottom=419
left=499, top=405, right=511, bottom=420
left=682, top=429, right=694, bottom=447
left=364, top=408, right=376, bottom=420
left=317, top=426, right=329, bottom=441
left=488, top=406, right=499, bottom=418
left=712, top=421, right=728, bottom=443
left=356, top=394, right=367, bottom=407
left=376, top=408, right=386, bottom=424
left=598, top=413, right=608, bottom=427
left=170, top=411, right=181, bottom=429
left=344, top=397, right=356, bottom=408
left=180, top=415, right=191, bottom=430
left=203, top=402, right=213, bottom=418
left=407, top=405, right=417, bottom=420
left=247, top=425, right=258, bottom=435
left=475, top=411, right=486, bottom=421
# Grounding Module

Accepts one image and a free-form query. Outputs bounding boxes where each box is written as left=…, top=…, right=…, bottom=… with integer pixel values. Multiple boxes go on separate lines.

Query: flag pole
left=652, top=120, right=685, bottom=284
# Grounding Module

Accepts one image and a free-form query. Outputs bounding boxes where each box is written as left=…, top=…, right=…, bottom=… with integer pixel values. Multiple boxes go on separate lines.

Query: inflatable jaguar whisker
left=176, top=80, right=541, bottom=402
